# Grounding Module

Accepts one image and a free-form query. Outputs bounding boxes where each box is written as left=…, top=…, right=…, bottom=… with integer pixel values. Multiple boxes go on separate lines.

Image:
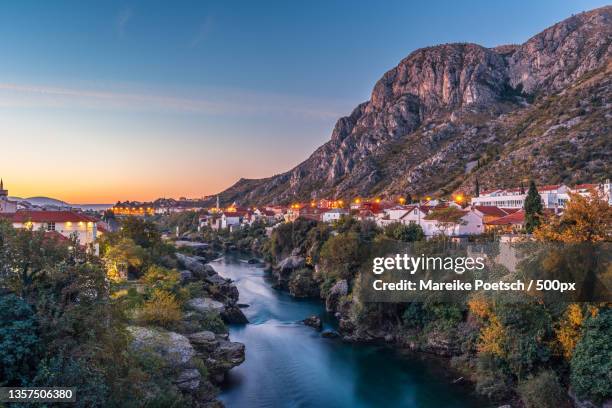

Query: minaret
left=216, top=195, right=220, bottom=211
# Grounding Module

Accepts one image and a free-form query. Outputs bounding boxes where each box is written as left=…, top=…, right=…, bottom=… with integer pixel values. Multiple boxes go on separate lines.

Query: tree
left=518, top=370, right=570, bottom=408
left=524, top=181, right=543, bottom=233
left=570, top=309, right=612, bottom=403
left=0, top=294, right=40, bottom=385
left=319, top=232, right=363, bottom=280
left=535, top=192, right=612, bottom=242
left=384, top=222, right=424, bottom=242
left=103, top=238, right=146, bottom=281
left=474, top=178, right=480, bottom=197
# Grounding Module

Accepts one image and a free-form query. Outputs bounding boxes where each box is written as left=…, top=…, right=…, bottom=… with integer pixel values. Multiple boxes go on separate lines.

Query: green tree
left=384, top=222, right=424, bottom=242
left=524, top=181, right=543, bottom=233
left=0, top=294, right=40, bottom=385
left=518, top=370, right=569, bottom=408
left=319, top=232, right=363, bottom=280
left=570, top=309, right=612, bottom=403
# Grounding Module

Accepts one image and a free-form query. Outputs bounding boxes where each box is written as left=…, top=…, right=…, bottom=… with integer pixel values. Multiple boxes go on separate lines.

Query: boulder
left=302, top=315, right=322, bottom=331
left=207, top=340, right=246, bottom=383
left=325, top=279, right=348, bottom=312
left=221, top=305, right=249, bottom=324
left=174, top=368, right=201, bottom=392
left=127, top=326, right=195, bottom=369
left=180, top=270, right=193, bottom=283
left=176, top=253, right=218, bottom=280
left=187, top=298, right=225, bottom=315
left=277, top=255, right=305, bottom=272
left=187, top=331, right=218, bottom=353
left=321, top=330, right=340, bottom=339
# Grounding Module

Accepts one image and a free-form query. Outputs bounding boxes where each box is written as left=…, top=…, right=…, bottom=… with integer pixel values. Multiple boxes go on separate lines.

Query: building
left=0, top=179, right=17, bottom=213
left=420, top=209, right=484, bottom=237
left=250, top=208, right=278, bottom=224
left=470, top=181, right=612, bottom=209
left=470, top=184, right=567, bottom=209
left=471, top=206, right=516, bottom=224
left=322, top=208, right=349, bottom=223
left=0, top=210, right=99, bottom=245
left=484, top=210, right=526, bottom=234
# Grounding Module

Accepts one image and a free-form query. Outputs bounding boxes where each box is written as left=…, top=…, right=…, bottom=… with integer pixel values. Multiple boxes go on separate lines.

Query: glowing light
left=354, top=198, right=361, bottom=204
left=375, top=198, right=381, bottom=203
left=398, top=197, right=406, bottom=204
left=425, top=196, right=432, bottom=201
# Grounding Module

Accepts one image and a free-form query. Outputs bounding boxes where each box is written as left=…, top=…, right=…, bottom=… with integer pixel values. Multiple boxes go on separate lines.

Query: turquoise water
left=214, top=256, right=486, bottom=408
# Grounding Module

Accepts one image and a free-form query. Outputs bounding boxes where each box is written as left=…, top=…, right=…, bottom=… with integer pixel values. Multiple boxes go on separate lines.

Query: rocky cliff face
left=219, top=7, right=611, bottom=205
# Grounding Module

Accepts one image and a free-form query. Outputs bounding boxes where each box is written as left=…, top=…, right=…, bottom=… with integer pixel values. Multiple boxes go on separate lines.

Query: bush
left=570, top=309, right=612, bottom=403
left=198, top=312, right=227, bottom=334
left=138, top=290, right=182, bottom=329
left=0, top=294, right=40, bottom=385
left=518, top=370, right=569, bottom=408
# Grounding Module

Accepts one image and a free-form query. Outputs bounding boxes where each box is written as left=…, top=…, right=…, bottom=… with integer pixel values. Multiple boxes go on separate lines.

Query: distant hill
left=217, top=6, right=611, bottom=205
left=9, top=196, right=71, bottom=208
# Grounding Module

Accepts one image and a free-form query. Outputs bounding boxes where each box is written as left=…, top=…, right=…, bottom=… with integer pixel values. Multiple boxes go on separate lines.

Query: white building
left=471, top=184, right=569, bottom=209
left=322, top=208, right=349, bottom=223
left=420, top=209, right=484, bottom=237
left=0, top=210, right=98, bottom=245
left=471, top=182, right=612, bottom=209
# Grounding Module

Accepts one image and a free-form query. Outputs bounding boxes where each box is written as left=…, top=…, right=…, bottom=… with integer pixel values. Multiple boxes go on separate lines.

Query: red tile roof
left=486, top=210, right=525, bottom=225
left=538, top=184, right=563, bottom=191
left=473, top=206, right=509, bottom=217
left=572, top=184, right=598, bottom=190
left=0, top=210, right=96, bottom=223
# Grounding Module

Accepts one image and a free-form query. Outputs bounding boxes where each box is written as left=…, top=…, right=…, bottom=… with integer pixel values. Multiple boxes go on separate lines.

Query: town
left=1, top=177, right=611, bottom=247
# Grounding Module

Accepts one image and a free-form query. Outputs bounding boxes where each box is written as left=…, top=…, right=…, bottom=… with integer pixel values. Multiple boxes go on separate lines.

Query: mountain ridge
left=217, top=6, right=611, bottom=205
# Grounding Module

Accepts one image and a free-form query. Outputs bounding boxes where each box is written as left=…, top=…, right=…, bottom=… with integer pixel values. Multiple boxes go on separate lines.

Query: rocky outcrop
left=187, top=298, right=225, bottom=315
left=216, top=6, right=611, bottom=205
left=302, top=315, right=322, bottom=331
left=288, top=268, right=320, bottom=298
left=127, top=326, right=195, bottom=369
left=272, top=255, right=306, bottom=288
left=179, top=254, right=247, bottom=324
left=325, top=279, right=348, bottom=312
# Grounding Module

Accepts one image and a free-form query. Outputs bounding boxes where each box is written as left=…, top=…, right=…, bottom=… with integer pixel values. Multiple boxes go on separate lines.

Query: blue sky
left=0, top=0, right=607, bottom=202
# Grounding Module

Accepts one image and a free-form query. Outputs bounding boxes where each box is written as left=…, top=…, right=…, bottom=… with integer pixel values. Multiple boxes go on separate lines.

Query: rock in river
left=303, top=315, right=322, bottom=331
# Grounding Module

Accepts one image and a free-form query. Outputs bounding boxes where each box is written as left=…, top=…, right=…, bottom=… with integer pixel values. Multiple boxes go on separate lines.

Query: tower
left=0, top=178, right=7, bottom=198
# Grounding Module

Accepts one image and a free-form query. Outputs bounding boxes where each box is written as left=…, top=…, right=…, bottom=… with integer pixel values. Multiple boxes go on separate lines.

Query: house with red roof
left=0, top=210, right=99, bottom=245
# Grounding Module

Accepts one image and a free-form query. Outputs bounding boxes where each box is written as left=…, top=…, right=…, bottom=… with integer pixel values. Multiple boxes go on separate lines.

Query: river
left=213, top=255, right=486, bottom=408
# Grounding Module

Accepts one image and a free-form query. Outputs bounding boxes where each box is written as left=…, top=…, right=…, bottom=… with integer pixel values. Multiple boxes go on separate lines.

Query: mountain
left=10, top=196, right=71, bottom=208
left=219, top=7, right=611, bottom=205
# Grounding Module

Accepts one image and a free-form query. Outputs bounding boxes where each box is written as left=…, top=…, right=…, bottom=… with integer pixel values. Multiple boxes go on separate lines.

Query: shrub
left=518, top=370, right=569, bottom=408
left=139, top=290, right=182, bottom=329
left=198, top=312, right=227, bottom=334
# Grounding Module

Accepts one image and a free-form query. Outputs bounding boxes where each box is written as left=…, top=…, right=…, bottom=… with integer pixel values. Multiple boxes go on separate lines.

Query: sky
left=0, top=0, right=607, bottom=203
